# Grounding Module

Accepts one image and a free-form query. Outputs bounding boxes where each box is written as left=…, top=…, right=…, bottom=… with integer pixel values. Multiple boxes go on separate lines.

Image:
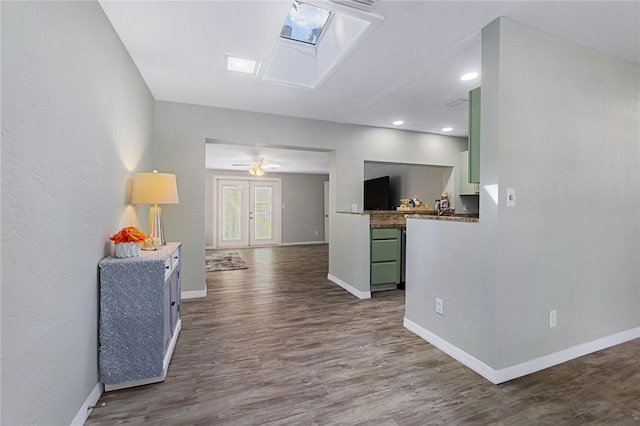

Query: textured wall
left=491, top=17, right=639, bottom=368
left=1, top=2, right=154, bottom=424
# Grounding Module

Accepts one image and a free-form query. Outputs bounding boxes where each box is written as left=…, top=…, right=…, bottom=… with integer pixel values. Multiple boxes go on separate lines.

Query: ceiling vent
left=330, top=0, right=378, bottom=12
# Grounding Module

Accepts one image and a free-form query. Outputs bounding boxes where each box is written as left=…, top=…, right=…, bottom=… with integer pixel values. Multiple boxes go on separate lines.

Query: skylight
left=280, top=1, right=331, bottom=46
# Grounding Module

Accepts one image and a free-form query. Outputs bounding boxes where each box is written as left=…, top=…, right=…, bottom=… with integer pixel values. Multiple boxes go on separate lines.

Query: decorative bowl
left=114, top=242, right=141, bottom=258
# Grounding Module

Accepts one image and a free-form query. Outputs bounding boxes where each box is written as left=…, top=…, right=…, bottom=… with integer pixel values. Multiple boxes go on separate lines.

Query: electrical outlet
left=315, top=230, right=318, bottom=235
left=435, top=298, right=444, bottom=315
left=351, top=203, right=358, bottom=212
left=549, top=309, right=557, bottom=328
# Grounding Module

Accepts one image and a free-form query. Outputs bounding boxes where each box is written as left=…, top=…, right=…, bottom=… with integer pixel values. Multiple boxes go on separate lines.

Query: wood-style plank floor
left=87, top=244, right=640, bottom=425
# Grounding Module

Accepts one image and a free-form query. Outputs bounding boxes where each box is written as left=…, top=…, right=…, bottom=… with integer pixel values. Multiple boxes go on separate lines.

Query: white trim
left=404, top=317, right=640, bottom=385
left=70, top=382, right=103, bottom=425
left=281, top=241, right=326, bottom=246
left=105, top=320, right=182, bottom=392
left=493, top=326, right=640, bottom=384
left=403, top=318, right=497, bottom=382
left=327, top=273, right=371, bottom=299
left=205, top=245, right=215, bottom=250
left=182, top=289, right=207, bottom=299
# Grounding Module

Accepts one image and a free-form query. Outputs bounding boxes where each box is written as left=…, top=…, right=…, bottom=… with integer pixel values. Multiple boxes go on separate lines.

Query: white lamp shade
left=131, top=172, right=179, bottom=205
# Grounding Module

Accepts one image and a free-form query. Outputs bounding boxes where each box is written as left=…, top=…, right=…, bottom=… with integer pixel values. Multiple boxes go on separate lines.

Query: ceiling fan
left=231, top=156, right=279, bottom=176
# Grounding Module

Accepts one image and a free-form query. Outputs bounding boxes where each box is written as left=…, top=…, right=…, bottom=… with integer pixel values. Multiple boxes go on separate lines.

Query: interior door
left=217, top=179, right=279, bottom=248
left=324, top=181, right=330, bottom=243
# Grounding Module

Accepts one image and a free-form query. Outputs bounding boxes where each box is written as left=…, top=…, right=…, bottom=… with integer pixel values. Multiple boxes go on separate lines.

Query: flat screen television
left=364, top=176, right=390, bottom=210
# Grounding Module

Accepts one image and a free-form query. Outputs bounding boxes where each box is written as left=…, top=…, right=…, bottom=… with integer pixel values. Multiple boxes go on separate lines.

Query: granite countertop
left=406, top=214, right=479, bottom=223
left=366, top=210, right=435, bottom=228
left=336, top=210, right=479, bottom=226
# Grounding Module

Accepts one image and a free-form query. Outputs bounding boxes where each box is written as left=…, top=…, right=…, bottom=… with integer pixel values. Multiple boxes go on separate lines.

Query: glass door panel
left=217, top=180, right=249, bottom=248
left=250, top=183, right=277, bottom=246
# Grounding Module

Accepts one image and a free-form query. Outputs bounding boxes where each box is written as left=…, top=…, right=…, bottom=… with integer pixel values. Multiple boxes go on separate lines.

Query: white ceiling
left=206, top=142, right=331, bottom=174
left=100, top=1, right=639, bottom=173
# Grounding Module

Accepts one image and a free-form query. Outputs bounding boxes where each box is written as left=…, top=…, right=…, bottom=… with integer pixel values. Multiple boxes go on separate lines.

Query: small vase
left=115, top=242, right=141, bottom=258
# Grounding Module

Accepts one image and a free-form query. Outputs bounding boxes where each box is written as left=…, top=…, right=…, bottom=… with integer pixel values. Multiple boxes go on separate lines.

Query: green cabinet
left=469, top=86, right=481, bottom=183
left=370, top=227, right=401, bottom=286
left=459, top=151, right=479, bottom=195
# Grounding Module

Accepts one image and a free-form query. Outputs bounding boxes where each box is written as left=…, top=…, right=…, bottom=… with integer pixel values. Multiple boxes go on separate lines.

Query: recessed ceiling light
left=227, top=56, right=257, bottom=74
left=460, top=72, right=479, bottom=81
left=393, top=120, right=404, bottom=126
left=442, top=127, right=453, bottom=132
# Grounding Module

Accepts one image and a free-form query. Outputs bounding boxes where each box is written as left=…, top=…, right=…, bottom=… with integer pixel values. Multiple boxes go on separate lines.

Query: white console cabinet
left=98, top=242, right=181, bottom=391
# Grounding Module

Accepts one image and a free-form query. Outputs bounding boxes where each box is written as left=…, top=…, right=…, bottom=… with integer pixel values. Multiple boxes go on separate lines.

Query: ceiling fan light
left=249, top=165, right=264, bottom=176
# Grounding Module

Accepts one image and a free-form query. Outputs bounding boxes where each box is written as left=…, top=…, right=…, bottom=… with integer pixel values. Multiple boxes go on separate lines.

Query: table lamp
left=131, top=170, right=179, bottom=246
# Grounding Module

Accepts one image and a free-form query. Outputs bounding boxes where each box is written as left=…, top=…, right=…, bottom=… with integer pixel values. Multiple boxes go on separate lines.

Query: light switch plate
left=506, top=188, right=516, bottom=207
left=351, top=203, right=358, bottom=212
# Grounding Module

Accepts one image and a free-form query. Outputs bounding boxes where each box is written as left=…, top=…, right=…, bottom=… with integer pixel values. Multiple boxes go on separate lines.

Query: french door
left=216, top=179, right=280, bottom=248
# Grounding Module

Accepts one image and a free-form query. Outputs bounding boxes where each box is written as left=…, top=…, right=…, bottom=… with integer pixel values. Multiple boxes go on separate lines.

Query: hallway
left=87, top=244, right=640, bottom=424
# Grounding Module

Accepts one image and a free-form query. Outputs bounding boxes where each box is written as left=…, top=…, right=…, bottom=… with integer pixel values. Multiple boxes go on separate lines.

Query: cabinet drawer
left=371, top=261, right=399, bottom=285
left=164, top=247, right=180, bottom=280
left=170, top=248, right=180, bottom=270
left=371, top=239, right=399, bottom=262
left=371, top=228, right=399, bottom=240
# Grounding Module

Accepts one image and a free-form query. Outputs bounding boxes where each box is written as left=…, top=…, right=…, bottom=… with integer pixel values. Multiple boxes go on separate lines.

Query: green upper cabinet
left=459, top=151, right=479, bottom=195
left=469, top=86, right=481, bottom=183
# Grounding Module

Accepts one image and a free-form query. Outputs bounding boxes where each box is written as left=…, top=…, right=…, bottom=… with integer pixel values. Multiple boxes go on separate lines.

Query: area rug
left=205, top=252, right=249, bottom=272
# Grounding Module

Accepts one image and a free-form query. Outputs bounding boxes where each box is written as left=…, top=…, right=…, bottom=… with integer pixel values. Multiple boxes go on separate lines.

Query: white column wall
left=405, top=17, right=639, bottom=378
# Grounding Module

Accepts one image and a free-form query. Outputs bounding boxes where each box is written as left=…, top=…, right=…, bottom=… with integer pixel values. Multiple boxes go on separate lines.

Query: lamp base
left=148, top=204, right=166, bottom=246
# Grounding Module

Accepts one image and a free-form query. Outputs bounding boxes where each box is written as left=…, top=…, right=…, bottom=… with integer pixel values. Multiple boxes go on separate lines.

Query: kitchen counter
left=337, top=210, right=479, bottom=226
left=366, top=210, right=436, bottom=227
left=407, top=213, right=479, bottom=223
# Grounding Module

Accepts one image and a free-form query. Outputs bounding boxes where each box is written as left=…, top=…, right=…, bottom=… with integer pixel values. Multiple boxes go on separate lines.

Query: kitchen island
left=365, top=210, right=478, bottom=291
left=329, top=210, right=480, bottom=300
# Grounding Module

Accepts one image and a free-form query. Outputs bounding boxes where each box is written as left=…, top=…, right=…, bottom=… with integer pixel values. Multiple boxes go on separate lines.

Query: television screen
left=364, top=176, right=390, bottom=210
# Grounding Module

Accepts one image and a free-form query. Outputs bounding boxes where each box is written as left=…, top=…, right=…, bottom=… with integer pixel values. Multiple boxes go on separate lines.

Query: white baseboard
left=281, top=241, right=327, bottom=246
left=404, top=318, right=640, bottom=384
left=70, top=382, right=103, bottom=425
left=327, top=274, right=371, bottom=300
left=493, top=326, right=640, bottom=384
left=181, top=288, right=207, bottom=299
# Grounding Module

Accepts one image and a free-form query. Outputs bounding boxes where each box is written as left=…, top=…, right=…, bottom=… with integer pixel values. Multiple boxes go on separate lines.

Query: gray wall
left=364, top=163, right=454, bottom=210
left=154, top=101, right=467, bottom=294
left=406, top=17, right=639, bottom=372
left=205, top=169, right=328, bottom=246
left=1, top=2, right=155, bottom=424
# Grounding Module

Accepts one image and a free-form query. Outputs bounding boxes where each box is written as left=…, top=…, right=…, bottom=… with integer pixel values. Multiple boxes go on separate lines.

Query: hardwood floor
left=87, top=244, right=640, bottom=425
